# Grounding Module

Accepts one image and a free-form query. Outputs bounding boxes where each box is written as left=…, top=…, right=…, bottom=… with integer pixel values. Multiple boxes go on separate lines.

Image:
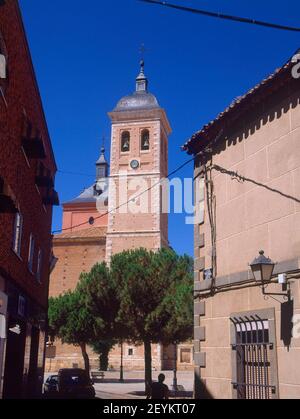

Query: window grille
left=231, top=316, right=276, bottom=399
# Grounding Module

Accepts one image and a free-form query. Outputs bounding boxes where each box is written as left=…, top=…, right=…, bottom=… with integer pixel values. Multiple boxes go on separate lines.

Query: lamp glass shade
left=261, top=263, right=275, bottom=282
left=251, top=264, right=263, bottom=283
left=250, top=251, right=275, bottom=283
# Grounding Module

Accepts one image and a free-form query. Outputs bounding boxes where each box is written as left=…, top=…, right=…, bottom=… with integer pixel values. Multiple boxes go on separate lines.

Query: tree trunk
left=144, top=340, right=152, bottom=395
left=80, top=343, right=90, bottom=375
left=100, top=346, right=110, bottom=371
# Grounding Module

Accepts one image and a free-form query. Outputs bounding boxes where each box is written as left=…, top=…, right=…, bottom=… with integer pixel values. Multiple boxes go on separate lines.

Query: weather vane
left=101, top=135, right=106, bottom=152
left=139, top=43, right=148, bottom=62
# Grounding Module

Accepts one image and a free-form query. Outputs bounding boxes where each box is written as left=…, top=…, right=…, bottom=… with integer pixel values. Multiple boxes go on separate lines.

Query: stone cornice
left=53, top=236, right=106, bottom=245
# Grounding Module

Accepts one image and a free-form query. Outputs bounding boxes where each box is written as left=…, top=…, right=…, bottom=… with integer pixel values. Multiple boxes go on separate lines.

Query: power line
left=139, top=0, right=300, bottom=33
left=52, top=152, right=198, bottom=234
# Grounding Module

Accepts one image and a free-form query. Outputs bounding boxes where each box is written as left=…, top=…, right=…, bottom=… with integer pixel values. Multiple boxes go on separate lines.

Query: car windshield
left=48, top=376, right=58, bottom=384
left=60, top=371, right=90, bottom=386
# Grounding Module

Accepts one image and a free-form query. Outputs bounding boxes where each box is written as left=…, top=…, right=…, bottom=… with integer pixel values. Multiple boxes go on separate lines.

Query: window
left=128, top=348, right=133, bottom=356
left=36, top=249, right=42, bottom=282
left=28, top=234, right=35, bottom=273
left=0, top=53, right=6, bottom=79
left=97, top=166, right=106, bottom=179
left=12, top=212, right=23, bottom=256
left=0, top=32, right=7, bottom=80
left=121, top=131, right=130, bottom=153
left=180, top=348, right=192, bottom=364
left=231, top=311, right=278, bottom=399
left=18, top=295, right=26, bottom=317
left=0, top=314, right=6, bottom=339
left=141, top=129, right=150, bottom=151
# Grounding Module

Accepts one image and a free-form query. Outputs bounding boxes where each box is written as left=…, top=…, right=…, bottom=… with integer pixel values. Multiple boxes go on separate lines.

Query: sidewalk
left=45, top=370, right=193, bottom=400
left=92, top=371, right=193, bottom=400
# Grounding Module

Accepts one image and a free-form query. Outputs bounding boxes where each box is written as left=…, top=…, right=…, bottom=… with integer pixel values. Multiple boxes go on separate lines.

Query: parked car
left=43, top=375, right=59, bottom=398
left=57, top=369, right=96, bottom=399
left=43, top=369, right=95, bottom=399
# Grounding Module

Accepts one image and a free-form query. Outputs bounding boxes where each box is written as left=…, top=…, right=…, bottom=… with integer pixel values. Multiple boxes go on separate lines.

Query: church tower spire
left=95, top=142, right=109, bottom=180
left=136, top=60, right=148, bottom=93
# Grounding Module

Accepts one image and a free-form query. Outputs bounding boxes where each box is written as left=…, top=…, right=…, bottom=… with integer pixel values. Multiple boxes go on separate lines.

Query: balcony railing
left=43, top=190, right=59, bottom=206
left=35, top=175, right=54, bottom=188
left=0, top=193, right=17, bottom=213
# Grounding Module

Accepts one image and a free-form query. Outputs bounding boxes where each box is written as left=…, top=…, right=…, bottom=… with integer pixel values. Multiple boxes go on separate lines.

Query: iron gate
left=230, top=315, right=276, bottom=399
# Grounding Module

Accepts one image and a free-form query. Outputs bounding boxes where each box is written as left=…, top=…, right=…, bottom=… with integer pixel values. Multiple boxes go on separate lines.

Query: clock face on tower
left=130, top=159, right=140, bottom=170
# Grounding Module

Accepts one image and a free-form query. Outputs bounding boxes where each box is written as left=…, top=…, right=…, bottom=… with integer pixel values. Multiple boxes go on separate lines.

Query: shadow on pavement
left=129, top=390, right=193, bottom=399
left=93, top=378, right=145, bottom=384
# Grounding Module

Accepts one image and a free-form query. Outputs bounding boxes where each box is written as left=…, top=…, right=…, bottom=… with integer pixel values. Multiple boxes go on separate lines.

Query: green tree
left=91, top=340, right=116, bottom=371
left=152, top=252, right=194, bottom=343
left=48, top=249, right=193, bottom=389
left=48, top=289, right=95, bottom=374
left=111, top=248, right=193, bottom=391
left=78, top=262, right=128, bottom=375
left=79, top=262, right=126, bottom=341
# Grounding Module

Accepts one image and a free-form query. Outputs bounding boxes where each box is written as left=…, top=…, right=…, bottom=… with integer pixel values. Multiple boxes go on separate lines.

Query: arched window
left=121, top=131, right=130, bottom=152
left=0, top=32, right=7, bottom=81
left=141, top=129, right=150, bottom=151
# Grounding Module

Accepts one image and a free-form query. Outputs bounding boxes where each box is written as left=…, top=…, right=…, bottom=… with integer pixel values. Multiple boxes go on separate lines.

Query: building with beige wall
left=183, top=52, right=300, bottom=399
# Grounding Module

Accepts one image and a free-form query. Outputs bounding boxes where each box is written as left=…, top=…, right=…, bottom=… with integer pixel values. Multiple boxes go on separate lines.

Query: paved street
left=45, top=371, right=193, bottom=400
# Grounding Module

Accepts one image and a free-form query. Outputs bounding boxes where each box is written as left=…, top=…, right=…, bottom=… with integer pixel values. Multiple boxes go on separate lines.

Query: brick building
left=0, top=0, right=58, bottom=399
left=47, top=63, right=194, bottom=373
left=183, top=52, right=300, bottom=399
left=47, top=152, right=108, bottom=372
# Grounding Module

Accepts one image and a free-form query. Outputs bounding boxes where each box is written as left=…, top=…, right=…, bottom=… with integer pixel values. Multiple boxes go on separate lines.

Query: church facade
left=46, top=63, right=193, bottom=373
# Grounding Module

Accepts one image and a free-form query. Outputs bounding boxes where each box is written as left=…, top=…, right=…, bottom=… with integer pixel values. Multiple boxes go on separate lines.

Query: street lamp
left=250, top=250, right=290, bottom=299
left=119, top=341, right=124, bottom=383
left=250, top=250, right=275, bottom=285
left=172, top=342, right=178, bottom=394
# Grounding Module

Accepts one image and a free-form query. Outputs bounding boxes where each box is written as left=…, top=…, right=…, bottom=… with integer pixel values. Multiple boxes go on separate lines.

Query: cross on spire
left=136, top=44, right=148, bottom=92
left=139, top=43, right=147, bottom=61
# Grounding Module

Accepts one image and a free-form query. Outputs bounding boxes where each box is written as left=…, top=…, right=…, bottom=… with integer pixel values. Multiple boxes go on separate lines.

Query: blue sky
left=19, top=0, right=300, bottom=257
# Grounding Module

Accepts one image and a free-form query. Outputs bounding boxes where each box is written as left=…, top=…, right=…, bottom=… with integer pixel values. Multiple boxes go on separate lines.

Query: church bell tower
left=106, top=61, right=172, bottom=261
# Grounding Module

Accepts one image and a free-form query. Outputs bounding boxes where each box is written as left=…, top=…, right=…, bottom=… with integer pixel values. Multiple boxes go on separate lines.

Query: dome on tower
left=114, top=60, right=160, bottom=112
left=115, top=91, right=159, bottom=112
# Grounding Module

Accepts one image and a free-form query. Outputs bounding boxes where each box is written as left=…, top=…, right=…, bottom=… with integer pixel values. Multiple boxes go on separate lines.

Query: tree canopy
left=111, top=247, right=193, bottom=387
left=48, top=289, right=95, bottom=373
left=48, top=247, right=193, bottom=388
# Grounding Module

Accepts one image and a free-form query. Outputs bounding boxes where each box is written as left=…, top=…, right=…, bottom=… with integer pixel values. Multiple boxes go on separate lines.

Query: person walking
left=147, top=374, right=169, bottom=400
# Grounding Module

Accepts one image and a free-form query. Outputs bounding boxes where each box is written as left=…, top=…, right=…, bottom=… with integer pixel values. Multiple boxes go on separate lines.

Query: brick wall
left=49, top=236, right=106, bottom=297
left=0, top=0, right=56, bottom=309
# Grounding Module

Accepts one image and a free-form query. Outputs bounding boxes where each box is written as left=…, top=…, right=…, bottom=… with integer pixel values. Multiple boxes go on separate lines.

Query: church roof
left=114, top=91, right=160, bottom=112
left=96, top=151, right=108, bottom=165
left=53, top=226, right=107, bottom=241
left=64, top=178, right=109, bottom=205
left=113, top=60, right=160, bottom=112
